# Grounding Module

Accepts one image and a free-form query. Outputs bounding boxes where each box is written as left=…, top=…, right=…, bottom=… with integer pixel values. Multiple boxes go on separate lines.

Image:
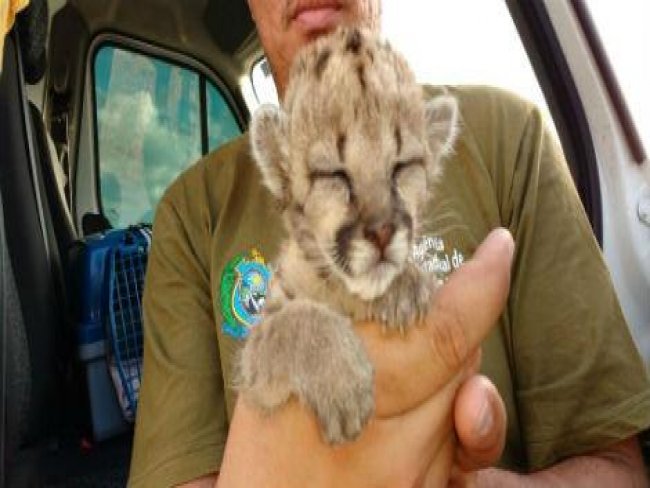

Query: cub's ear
left=250, top=104, right=288, bottom=201
left=425, top=95, right=459, bottom=158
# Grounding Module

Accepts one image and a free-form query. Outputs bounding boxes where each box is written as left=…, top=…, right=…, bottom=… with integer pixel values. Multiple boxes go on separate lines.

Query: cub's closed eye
left=310, top=169, right=352, bottom=188
left=392, top=157, right=424, bottom=179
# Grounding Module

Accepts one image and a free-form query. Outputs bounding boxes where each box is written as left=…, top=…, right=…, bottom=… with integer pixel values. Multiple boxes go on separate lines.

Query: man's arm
left=474, top=437, right=647, bottom=488
left=182, top=381, right=647, bottom=488
left=129, top=170, right=229, bottom=486
left=462, top=98, right=650, bottom=486
left=177, top=374, right=507, bottom=488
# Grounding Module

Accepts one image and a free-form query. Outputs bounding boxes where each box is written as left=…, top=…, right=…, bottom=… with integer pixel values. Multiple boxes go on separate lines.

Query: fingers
left=358, top=228, right=514, bottom=418
left=454, top=375, right=507, bottom=471
left=427, top=228, right=514, bottom=373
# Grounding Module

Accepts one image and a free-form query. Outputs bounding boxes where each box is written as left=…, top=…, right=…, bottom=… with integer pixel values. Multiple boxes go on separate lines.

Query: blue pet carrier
left=77, top=226, right=151, bottom=440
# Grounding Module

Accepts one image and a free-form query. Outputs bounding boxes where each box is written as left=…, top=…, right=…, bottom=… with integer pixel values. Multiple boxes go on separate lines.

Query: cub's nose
left=364, top=222, right=396, bottom=253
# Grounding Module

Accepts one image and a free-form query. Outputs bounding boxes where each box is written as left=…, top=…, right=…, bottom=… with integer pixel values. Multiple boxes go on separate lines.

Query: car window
left=94, top=45, right=241, bottom=228
left=250, top=57, right=279, bottom=106
left=381, top=1, right=556, bottom=133
left=207, top=81, right=242, bottom=152
left=249, top=1, right=556, bottom=138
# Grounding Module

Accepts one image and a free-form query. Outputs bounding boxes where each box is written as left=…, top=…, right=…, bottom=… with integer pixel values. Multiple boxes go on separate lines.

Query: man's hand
left=448, top=374, right=507, bottom=487
left=215, top=228, right=514, bottom=487
left=359, top=228, right=512, bottom=419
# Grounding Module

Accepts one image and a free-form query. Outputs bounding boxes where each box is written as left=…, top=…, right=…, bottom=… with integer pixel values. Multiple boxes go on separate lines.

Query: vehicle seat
left=0, top=26, right=68, bottom=486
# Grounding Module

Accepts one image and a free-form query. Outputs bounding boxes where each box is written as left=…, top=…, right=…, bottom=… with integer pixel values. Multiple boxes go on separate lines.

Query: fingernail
left=490, top=228, right=514, bottom=255
left=475, top=397, right=494, bottom=438
left=474, top=228, right=513, bottom=259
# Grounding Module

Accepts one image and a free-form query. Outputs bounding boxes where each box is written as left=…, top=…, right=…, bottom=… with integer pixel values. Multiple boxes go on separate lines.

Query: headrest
left=204, top=0, right=255, bottom=55
left=16, top=0, right=48, bottom=84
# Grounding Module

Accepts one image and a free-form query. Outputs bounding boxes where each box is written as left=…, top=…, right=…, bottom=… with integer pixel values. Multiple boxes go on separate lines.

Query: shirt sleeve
left=505, top=105, right=650, bottom=469
left=129, top=171, right=228, bottom=487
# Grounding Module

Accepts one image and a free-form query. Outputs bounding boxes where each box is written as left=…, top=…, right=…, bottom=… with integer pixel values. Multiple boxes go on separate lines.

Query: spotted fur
left=239, top=26, right=459, bottom=444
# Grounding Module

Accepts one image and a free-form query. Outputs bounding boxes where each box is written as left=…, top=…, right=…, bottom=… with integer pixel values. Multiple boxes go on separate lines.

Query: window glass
left=251, top=57, right=279, bottom=106
left=94, top=46, right=202, bottom=227
left=587, top=1, right=649, bottom=154
left=381, top=1, right=554, bottom=130
left=207, top=82, right=242, bottom=152
left=250, top=2, right=556, bottom=135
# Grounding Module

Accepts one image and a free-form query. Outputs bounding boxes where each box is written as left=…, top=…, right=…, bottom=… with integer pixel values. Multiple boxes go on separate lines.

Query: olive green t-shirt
left=128, top=86, right=650, bottom=486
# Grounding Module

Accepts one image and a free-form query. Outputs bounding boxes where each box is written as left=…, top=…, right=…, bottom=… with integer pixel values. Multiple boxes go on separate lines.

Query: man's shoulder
left=425, top=84, right=536, bottom=115
left=424, top=84, right=538, bottom=136
left=424, top=85, right=545, bottom=178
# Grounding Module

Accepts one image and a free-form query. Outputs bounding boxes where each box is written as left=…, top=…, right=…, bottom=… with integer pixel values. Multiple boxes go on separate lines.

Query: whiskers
left=418, top=197, right=469, bottom=238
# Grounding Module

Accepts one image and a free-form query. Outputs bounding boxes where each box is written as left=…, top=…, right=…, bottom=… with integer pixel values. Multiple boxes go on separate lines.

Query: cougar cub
left=239, top=26, right=459, bottom=444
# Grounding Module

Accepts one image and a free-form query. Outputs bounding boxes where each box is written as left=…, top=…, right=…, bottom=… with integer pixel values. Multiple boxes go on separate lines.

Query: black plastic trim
left=199, top=76, right=208, bottom=155
left=570, top=0, right=646, bottom=165
left=506, top=0, right=603, bottom=245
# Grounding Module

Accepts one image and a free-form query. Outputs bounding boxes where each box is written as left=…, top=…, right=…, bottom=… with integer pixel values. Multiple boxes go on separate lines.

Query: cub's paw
left=304, top=340, right=374, bottom=444
left=237, top=299, right=375, bottom=444
left=236, top=315, right=293, bottom=412
left=369, top=264, right=435, bottom=332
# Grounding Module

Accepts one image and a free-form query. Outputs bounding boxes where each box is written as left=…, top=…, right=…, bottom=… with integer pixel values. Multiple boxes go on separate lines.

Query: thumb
left=359, top=228, right=514, bottom=418
left=426, top=228, right=514, bottom=374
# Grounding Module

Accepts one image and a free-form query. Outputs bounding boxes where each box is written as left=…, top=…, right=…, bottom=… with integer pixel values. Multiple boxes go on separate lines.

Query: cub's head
left=251, top=27, right=458, bottom=300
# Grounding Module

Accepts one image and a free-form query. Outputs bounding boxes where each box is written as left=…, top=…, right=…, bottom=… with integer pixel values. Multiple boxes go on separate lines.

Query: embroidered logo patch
left=220, top=249, right=271, bottom=340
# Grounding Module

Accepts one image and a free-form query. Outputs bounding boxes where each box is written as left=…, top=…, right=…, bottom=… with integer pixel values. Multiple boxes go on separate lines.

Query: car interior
left=1, top=0, right=648, bottom=486
left=1, top=0, right=259, bottom=485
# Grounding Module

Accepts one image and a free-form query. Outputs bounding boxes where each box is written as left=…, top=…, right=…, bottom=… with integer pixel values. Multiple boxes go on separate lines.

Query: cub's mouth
left=329, top=220, right=412, bottom=299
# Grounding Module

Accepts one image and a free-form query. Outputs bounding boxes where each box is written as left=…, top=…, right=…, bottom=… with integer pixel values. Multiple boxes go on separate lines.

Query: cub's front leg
left=368, top=263, right=436, bottom=332
left=237, top=298, right=374, bottom=444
